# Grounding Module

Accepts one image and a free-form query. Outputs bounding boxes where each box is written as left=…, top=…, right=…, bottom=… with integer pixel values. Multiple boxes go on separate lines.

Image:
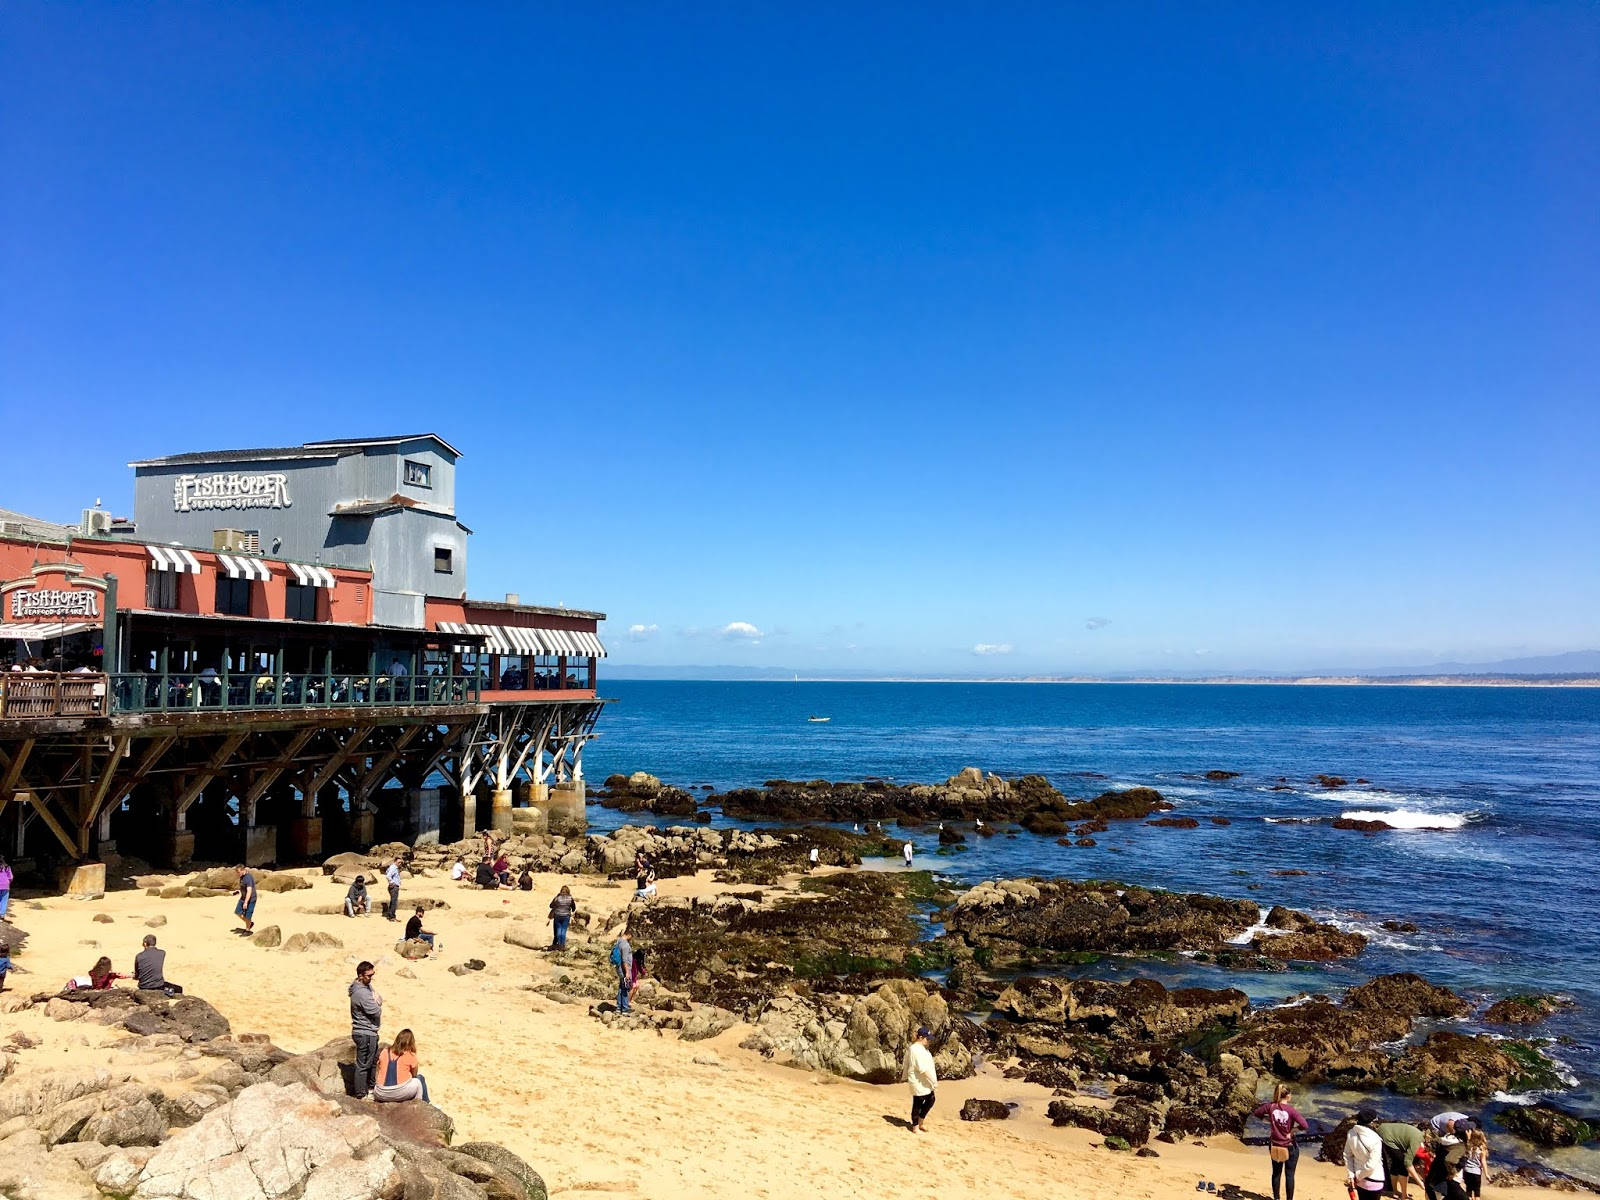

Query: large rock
left=132, top=1082, right=399, bottom=1200
left=960, top=1099, right=1012, bottom=1121
left=1498, top=1103, right=1598, bottom=1148
left=1344, top=973, right=1468, bottom=1019
left=454, top=1142, right=549, bottom=1199
left=1484, top=994, right=1573, bottom=1026
left=1046, top=1097, right=1159, bottom=1147
left=281, top=931, right=345, bottom=953
left=992, top=976, right=1248, bottom=1043
left=1389, top=1032, right=1554, bottom=1099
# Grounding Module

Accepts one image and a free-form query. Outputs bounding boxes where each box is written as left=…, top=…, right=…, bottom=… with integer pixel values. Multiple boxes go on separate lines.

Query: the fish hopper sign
left=173, top=472, right=292, bottom=512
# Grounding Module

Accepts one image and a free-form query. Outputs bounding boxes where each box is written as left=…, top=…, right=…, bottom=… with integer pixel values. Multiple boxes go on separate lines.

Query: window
left=434, top=546, right=453, bottom=574
left=214, top=575, right=252, bottom=616
left=404, top=460, right=432, bottom=488
left=285, top=582, right=317, bottom=621
left=145, top=570, right=179, bottom=610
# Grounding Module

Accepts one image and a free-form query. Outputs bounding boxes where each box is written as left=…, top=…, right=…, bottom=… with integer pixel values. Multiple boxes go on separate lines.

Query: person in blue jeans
left=548, top=885, right=577, bottom=950
left=611, top=932, right=633, bottom=1013
left=0, top=855, right=13, bottom=921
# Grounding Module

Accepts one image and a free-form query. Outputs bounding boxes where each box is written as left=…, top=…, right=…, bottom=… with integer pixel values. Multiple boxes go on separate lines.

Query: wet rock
left=1145, top=817, right=1199, bottom=829
left=1047, top=1097, right=1158, bottom=1147
left=1484, top=995, right=1574, bottom=1026
left=960, top=1099, right=1012, bottom=1121
left=1251, top=924, right=1367, bottom=962
left=992, top=976, right=1249, bottom=1043
left=1316, top=775, right=1349, bottom=789
left=1390, top=1032, right=1555, bottom=1100
left=1205, top=771, right=1240, bottom=780
left=1332, top=817, right=1392, bottom=833
left=1220, top=998, right=1398, bottom=1086
left=1498, top=1103, right=1599, bottom=1148
left=1344, top=973, right=1468, bottom=1020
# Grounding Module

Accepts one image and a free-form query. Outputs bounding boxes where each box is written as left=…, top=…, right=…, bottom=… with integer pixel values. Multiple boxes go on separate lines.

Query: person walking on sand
left=383, top=858, right=402, bottom=920
left=611, top=931, right=634, bottom=1013
left=233, top=865, right=257, bottom=934
left=1377, top=1119, right=1428, bottom=1200
left=349, top=961, right=382, bottom=1098
left=1344, top=1109, right=1387, bottom=1198
left=1252, top=1083, right=1308, bottom=1200
left=902, top=841, right=914, bottom=868
left=808, top=846, right=820, bottom=871
left=905, top=1025, right=937, bottom=1132
left=0, top=855, right=12, bottom=920
left=549, top=885, right=577, bottom=950
left=134, top=934, right=183, bottom=996
left=373, top=1028, right=431, bottom=1103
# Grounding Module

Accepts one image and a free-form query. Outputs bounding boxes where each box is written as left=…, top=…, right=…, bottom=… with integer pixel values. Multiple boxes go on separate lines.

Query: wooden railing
left=0, top=671, right=110, bottom=719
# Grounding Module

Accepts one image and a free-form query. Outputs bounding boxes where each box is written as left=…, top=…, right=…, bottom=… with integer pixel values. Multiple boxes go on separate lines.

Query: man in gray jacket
left=349, top=961, right=382, bottom=1097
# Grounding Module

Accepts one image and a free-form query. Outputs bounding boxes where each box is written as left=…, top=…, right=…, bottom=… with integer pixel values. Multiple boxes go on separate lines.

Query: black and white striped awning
left=146, top=545, right=202, bottom=574
left=287, top=563, right=336, bottom=589
left=216, top=554, right=272, bottom=582
left=435, top=621, right=607, bottom=658
left=0, top=621, right=99, bottom=641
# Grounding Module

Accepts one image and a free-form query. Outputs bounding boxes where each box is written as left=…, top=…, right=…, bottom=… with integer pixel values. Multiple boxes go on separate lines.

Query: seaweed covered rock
left=991, top=976, right=1249, bottom=1043
left=1389, top=1032, right=1559, bottom=1100
left=1484, top=994, right=1574, bottom=1026
left=1498, top=1103, right=1599, bottom=1148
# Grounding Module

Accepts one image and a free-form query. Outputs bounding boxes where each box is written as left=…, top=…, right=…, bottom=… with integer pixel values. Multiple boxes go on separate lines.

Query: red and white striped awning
left=435, top=621, right=607, bottom=658
left=288, top=563, right=336, bottom=589
left=146, top=545, right=202, bottom=574
left=216, top=554, right=272, bottom=582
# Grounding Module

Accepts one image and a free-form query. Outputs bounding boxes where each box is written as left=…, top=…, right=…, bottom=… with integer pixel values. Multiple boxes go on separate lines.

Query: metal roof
left=463, top=598, right=607, bottom=621
left=130, top=433, right=462, bottom=469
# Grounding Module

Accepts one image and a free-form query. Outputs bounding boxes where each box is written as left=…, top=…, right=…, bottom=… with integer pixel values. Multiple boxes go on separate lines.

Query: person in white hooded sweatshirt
left=905, top=1025, right=937, bottom=1132
left=1344, top=1108, right=1387, bottom=1197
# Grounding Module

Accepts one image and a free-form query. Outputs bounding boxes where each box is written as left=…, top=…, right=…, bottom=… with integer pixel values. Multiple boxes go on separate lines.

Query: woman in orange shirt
left=372, top=1028, right=430, bottom=1103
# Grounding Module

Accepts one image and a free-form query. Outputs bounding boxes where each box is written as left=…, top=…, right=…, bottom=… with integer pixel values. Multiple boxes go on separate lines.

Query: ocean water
left=585, top=681, right=1600, bottom=1162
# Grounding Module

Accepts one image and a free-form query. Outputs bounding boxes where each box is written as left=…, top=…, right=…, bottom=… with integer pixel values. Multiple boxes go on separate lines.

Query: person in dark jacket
left=349, top=961, right=383, bottom=1097
left=134, top=934, right=183, bottom=995
left=548, top=885, right=577, bottom=950
left=344, top=875, right=370, bottom=917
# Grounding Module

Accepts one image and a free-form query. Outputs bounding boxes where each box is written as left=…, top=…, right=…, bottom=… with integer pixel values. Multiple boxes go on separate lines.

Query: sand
left=2, top=866, right=1514, bottom=1200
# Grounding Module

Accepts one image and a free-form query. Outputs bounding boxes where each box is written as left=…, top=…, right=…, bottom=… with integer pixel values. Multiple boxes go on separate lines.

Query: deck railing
left=0, top=671, right=110, bottom=719
left=107, top=671, right=482, bottom=714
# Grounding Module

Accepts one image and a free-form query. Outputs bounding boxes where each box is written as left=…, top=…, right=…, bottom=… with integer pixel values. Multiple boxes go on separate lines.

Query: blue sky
left=3, top=4, right=1596, bottom=675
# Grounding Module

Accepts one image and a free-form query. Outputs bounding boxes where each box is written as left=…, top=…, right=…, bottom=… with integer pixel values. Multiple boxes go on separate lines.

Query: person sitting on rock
left=344, top=875, right=370, bottom=917
left=373, top=1028, right=430, bottom=1103
left=633, top=866, right=657, bottom=902
left=404, top=906, right=435, bottom=951
left=66, top=955, right=124, bottom=992
left=134, top=934, right=183, bottom=996
left=517, top=865, right=534, bottom=891
left=492, top=853, right=512, bottom=888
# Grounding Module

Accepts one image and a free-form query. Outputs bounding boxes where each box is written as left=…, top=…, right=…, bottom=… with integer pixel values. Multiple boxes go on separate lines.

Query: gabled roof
left=130, top=433, right=462, bottom=469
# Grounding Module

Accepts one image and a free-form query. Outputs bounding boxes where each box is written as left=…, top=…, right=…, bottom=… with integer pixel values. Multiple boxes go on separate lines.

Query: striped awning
left=146, top=545, right=202, bottom=574
left=288, top=563, right=336, bottom=589
left=216, top=554, right=272, bottom=582
left=0, top=621, right=99, bottom=641
left=434, top=621, right=607, bottom=658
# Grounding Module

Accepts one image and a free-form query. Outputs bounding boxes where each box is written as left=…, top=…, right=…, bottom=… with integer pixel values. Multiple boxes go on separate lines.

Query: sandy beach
left=1, top=863, right=1525, bottom=1200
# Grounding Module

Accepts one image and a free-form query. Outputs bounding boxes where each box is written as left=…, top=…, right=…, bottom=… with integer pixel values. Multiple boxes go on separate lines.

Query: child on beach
left=1462, top=1128, right=1489, bottom=1198
left=0, top=940, right=13, bottom=990
left=0, top=855, right=12, bottom=920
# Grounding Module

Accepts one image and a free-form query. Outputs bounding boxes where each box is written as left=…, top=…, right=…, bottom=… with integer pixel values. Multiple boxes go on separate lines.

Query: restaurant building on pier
left=0, top=435, right=608, bottom=884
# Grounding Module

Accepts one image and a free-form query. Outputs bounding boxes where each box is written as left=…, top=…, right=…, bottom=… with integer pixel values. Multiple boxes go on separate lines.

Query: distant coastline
left=605, top=673, right=1600, bottom=686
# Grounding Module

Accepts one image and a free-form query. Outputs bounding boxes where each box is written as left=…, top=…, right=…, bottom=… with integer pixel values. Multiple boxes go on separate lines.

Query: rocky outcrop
left=1498, top=1103, right=1599, bottom=1148
left=991, top=976, right=1248, bottom=1044
left=1389, top=1031, right=1557, bottom=1099
left=1046, top=1097, right=1160, bottom=1147
left=1484, top=994, right=1574, bottom=1026
left=960, top=1099, right=1012, bottom=1121
left=1344, top=972, right=1469, bottom=1020
left=597, top=772, right=697, bottom=816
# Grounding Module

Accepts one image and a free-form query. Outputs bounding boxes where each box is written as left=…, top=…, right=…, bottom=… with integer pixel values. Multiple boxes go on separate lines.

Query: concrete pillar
left=461, top=789, right=479, bottom=837
left=57, top=861, right=107, bottom=898
left=546, top=781, right=586, bottom=838
left=408, top=787, right=441, bottom=846
left=243, top=824, right=276, bottom=866
left=490, top=787, right=514, bottom=834
left=350, top=809, right=375, bottom=850
left=288, top=817, right=323, bottom=859
left=163, top=831, right=196, bottom=869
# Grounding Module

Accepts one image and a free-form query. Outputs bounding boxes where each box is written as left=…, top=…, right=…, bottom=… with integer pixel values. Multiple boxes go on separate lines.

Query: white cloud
left=1085, top=617, right=1111, bottom=631
left=626, top=623, right=659, bottom=641
left=972, top=643, right=1013, bottom=655
left=720, top=621, right=764, bottom=642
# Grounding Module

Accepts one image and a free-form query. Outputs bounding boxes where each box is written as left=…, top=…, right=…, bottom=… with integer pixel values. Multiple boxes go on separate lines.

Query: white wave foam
left=1339, top=808, right=1472, bottom=831
left=1227, top=907, right=1276, bottom=946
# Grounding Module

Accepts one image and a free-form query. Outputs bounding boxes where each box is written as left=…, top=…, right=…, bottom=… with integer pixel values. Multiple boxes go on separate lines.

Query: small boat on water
left=807, top=715, right=831, bottom=723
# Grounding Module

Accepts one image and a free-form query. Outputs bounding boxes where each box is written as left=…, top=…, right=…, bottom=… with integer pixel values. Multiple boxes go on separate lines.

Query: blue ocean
left=585, top=681, right=1600, bottom=1168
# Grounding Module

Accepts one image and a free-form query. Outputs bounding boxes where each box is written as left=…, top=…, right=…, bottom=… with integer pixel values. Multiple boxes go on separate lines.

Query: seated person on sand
left=404, top=906, right=436, bottom=951
left=134, top=934, right=183, bottom=996
left=373, top=1028, right=430, bottom=1103
left=474, top=858, right=497, bottom=889
left=344, top=875, right=371, bottom=917
left=65, top=955, right=125, bottom=992
left=449, top=857, right=467, bottom=884
left=517, top=866, right=534, bottom=892
left=0, top=939, right=24, bottom=991
left=633, top=868, right=658, bottom=902
left=493, top=854, right=512, bottom=888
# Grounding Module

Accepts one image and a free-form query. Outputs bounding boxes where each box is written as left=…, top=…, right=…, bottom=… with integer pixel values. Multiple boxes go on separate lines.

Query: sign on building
left=173, top=472, right=292, bottom=512
left=10, top=587, right=100, bottom=620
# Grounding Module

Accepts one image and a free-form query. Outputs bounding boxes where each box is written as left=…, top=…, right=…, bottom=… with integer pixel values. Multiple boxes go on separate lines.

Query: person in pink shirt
left=1252, top=1083, right=1309, bottom=1200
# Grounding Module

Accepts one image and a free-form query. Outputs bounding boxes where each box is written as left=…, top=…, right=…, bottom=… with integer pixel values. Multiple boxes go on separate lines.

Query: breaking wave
left=1339, top=808, right=1473, bottom=831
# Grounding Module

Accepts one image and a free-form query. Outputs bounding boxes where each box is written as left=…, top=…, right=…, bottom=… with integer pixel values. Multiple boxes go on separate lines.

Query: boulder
left=1047, top=1097, right=1158, bottom=1147
left=281, top=931, right=344, bottom=953
left=248, top=925, right=282, bottom=949
left=1484, top=995, right=1573, bottom=1026
left=396, top=939, right=432, bottom=960
left=1344, top=973, right=1468, bottom=1019
left=960, top=1099, right=1011, bottom=1121
left=454, top=1142, right=549, bottom=1199
left=1390, top=1032, right=1555, bottom=1099
left=144, top=916, right=167, bottom=928
left=1497, top=1103, right=1598, bottom=1148
left=254, top=873, right=312, bottom=894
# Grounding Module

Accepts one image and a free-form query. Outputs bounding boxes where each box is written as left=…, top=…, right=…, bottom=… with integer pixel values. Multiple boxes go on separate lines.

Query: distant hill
left=1383, top=650, right=1600, bottom=675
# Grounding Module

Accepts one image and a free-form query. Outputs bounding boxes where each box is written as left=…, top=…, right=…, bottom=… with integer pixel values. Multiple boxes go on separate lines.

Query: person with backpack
left=1426, top=1119, right=1471, bottom=1200
left=1252, top=1083, right=1309, bottom=1200
left=611, top=931, right=634, bottom=1013
left=373, top=1028, right=430, bottom=1103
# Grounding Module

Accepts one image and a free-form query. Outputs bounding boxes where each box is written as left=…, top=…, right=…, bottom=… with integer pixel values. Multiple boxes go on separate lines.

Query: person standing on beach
left=383, top=858, right=402, bottom=921
left=905, top=1025, right=937, bottom=1132
left=0, top=855, right=12, bottom=920
left=808, top=846, right=819, bottom=871
left=233, top=865, right=257, bottom=934
left=902, top=841, right=914, bottom=868
left=1252, top=1083, right=1308, bottom=1200
left=549, top=885, right=577, bottom=950
left=1344, top=1109, right=1387, bottom=1198
left=349, top=961, right=382, bottom=1097
left=611, top=932, right=634, bottom=1013
left=1376, top=1120, right=1427, bottom=1200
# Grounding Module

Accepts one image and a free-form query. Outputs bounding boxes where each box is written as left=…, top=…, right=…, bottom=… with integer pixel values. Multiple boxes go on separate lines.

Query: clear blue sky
left=3, top=4, right=1596, bottom=675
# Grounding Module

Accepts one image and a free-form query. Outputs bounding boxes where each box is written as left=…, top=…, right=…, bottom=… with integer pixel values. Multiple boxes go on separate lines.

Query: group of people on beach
left=56, top=935, right=184, bottom=996
left=1252, top=1086, right=1490, bottom=1200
